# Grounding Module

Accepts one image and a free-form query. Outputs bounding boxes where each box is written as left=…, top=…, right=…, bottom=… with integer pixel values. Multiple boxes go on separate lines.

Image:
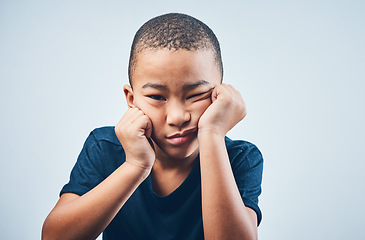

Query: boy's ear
left=123, top=84, right=135, bottom=108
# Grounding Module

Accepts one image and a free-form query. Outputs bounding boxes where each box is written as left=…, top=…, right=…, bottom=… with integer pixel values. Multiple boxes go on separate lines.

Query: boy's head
left=124, top=13, right=223, bottom=160
left=128, top=13, right=223, bottom=85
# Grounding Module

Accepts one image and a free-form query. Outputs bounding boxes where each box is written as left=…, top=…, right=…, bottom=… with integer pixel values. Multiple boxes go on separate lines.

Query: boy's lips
left=166, top=128, right=197, bottom=145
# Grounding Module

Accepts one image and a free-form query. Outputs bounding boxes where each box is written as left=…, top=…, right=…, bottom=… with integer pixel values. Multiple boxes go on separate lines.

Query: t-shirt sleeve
left=60, top=131, right=105, bottom=197
left=230, top=142, right=264, bottom=226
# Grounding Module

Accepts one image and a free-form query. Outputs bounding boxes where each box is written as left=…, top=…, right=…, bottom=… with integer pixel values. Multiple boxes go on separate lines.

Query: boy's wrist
left=197, top=128, right=226, bottom=142
left=124, top=161, right=152, bottom=179
left=198, top=128, right=226, bottom=140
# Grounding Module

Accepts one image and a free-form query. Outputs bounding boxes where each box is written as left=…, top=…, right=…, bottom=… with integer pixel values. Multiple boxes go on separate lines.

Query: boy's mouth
left=166, top=128, right=197, bottom=145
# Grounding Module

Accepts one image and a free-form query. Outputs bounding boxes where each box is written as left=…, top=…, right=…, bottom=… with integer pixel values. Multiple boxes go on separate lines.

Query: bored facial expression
left=127, top=49, right=221, bottom=160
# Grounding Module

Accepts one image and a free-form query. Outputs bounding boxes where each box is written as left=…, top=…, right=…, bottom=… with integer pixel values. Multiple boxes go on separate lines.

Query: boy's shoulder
left=224, top=136, right=261, bottom=153
left=224, top=136, right=263, bottom=164
left=89, top=126, right=121, bottom=146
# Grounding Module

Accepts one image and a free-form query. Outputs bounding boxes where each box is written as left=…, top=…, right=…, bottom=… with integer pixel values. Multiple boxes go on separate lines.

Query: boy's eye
left=148, top=95, right=166, bottom=101
left=187, top=93, right=204, bottom=99
left=187, top=89, right=212, bottom=100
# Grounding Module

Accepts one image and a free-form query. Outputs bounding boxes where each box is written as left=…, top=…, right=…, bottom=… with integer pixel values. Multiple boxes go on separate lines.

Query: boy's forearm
left=198, top=133, right=257, bottom=240
left=42, top=162, right=150, bottom=240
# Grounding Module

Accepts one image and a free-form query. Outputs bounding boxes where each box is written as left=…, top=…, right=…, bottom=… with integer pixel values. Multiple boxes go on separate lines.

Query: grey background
left=1, top=1, right=364, bottom=239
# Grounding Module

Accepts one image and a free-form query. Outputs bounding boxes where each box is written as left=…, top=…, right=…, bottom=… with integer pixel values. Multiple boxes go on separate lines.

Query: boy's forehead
left=131, top=49, right=220, bottom=88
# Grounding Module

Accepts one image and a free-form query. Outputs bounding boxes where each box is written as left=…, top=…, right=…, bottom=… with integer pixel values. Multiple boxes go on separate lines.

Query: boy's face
left=125, top=49, right=221, bottom=160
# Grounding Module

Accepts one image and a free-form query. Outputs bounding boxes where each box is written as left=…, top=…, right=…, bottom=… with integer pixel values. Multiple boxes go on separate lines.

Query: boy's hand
left=115, top=108, right=155, bottom=171
left=198, top=83, right=247, bottom=137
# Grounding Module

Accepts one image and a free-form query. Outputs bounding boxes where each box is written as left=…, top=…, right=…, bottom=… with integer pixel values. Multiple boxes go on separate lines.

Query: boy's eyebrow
left=183, top=79, right=210, bottom=90
left=142, top=83, right=169, bottom=91
left=141, top=80, right=210, bottom=91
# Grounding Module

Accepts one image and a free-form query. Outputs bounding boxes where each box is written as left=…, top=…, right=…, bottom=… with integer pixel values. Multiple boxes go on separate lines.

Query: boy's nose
left=166, top=104, right=190, bottom=128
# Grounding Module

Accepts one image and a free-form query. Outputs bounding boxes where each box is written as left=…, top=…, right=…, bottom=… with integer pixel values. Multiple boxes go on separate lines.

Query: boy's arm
left=42, top=162, right=149, bottom=240
left=42, top=108, right=155, bottom=240
left=198, top=84, right=258, bottom=240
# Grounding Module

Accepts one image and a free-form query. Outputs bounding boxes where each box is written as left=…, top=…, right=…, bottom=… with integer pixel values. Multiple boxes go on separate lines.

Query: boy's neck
left=153, top=146, right=199, bottom=172
left=151, top=147, right=199, bottom=197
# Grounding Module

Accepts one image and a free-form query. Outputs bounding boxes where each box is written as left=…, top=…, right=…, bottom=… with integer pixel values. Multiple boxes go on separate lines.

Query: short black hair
left=128, top=13, right=223, bottom=84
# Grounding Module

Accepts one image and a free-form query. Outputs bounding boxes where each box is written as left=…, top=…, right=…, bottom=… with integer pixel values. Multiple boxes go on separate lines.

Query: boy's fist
left=198, top=83, right=247, bottom=137
left=115, top=108, right=155, bottom=171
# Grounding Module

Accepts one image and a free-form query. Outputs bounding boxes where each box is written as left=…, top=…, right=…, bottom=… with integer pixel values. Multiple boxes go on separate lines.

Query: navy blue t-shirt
left=61, top=126, right=263, bottom=240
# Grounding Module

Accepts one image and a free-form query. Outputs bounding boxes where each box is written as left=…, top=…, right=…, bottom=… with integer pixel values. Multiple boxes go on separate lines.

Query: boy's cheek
left=134, top=101, right=159, bottom=124
left=132, top=98, right=148, bottom=114
left=193, top=100, right=212, bottom=119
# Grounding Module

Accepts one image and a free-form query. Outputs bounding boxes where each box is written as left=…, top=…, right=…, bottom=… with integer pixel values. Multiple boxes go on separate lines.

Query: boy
left=42, top=13, right=263, bottom=240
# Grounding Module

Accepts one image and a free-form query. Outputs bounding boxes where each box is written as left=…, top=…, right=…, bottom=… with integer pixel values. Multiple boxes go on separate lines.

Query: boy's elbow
left=42, top=213, right=62, bottom=240
left=41, top=216, right=54, bottom=240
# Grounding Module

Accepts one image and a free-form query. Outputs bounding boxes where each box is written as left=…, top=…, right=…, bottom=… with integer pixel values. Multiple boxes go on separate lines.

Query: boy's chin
left=167, top=147, right=199, bottom=160
left=153, top=139, right=200, bottom=160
